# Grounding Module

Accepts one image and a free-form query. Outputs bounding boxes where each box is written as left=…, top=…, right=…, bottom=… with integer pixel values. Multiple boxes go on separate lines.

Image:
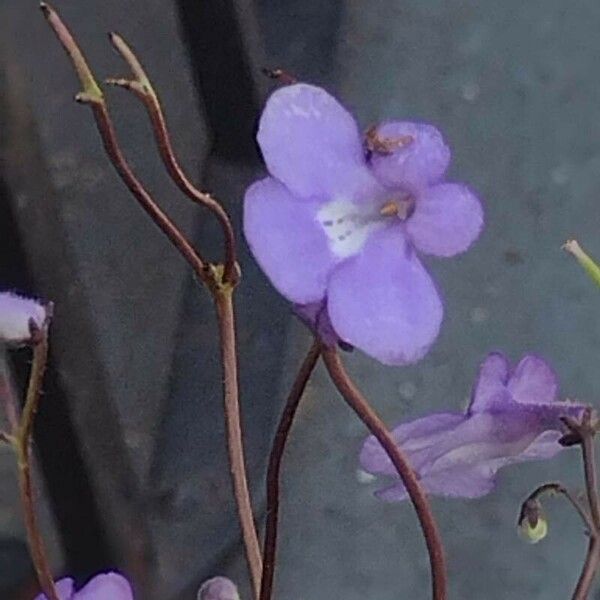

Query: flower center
left=317, top=195, right=414, bottom=259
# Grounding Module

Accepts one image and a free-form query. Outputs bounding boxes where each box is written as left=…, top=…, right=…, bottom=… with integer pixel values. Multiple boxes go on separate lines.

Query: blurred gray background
left=1, top=0, right=600, bottom=598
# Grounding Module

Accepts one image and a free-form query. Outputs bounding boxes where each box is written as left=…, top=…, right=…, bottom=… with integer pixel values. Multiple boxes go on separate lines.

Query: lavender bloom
left=244, top=84, right=483, bottom=365
left=0, top=292, right=47, bottom=344
left=360, top=353, right=585, bottom=500
left=198, top=577, right=240, bottom=600
left=34, top=572, right=133, bottom=599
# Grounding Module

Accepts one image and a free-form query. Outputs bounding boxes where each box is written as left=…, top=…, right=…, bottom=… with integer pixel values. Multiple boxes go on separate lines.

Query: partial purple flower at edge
left=244, top=83, right=484, bottom=365
left=34, top=572, right=133, bottom=599
left=360, top=353, right=586, bottom=500
left=198, top=576, right=240, bottom=600
left=0, top=291, right=47, bottom=344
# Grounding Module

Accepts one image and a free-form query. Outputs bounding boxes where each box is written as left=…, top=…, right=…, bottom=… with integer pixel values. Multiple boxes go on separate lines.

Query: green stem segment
left=321, top=347, right=448, bottom=600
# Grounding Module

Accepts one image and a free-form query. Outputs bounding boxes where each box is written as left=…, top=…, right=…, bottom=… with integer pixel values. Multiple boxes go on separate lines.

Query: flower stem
left=105, top=33, right=239, bottom=285
left=214, top=288, right=262, bottom=599
left=260, top=339, right=321, bottom=600
left=572, top=539, right=600, bottom=600
left=321, top=347, right=447, bottom=600
left=40, top=2, right=210, bottom=285
left=15, top=328, right=59, bottom=600
left=566, top=409, right=600, bottom=600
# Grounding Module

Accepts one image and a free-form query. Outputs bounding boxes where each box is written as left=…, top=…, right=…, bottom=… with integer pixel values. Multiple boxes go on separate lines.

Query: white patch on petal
left=317, top=199, right=386, bottom=259
left=0, top=292, right=46, bottom=343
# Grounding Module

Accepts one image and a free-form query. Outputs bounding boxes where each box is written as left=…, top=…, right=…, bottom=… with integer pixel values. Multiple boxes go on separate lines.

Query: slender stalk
left=582, top=433, right=600, bottom=528
left=214, top=289, right=262, bottom=599
left=106, top=33, right=238, bottom=285
left=321, top=347, right=447, bottom=600
left=0, top=357, right=20, bottom=433
left=40, top=3, right=209, bottom=285
left=519, top=482, right=594, bottom=534
left=15, top=329, right=59, bottom=600
left=260, top=339, right=321, bottom=600
left=572, top=539, right=600, bottom=600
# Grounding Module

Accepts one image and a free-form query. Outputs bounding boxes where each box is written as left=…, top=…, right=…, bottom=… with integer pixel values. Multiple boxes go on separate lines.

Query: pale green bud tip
left=518, top=514, right=548, bottom=544
left=198, top=577, right=240, bottom=600
left=563, top=239, right=600, bottom=289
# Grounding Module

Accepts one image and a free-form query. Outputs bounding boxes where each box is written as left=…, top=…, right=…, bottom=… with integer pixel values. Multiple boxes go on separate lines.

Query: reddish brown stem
left=106, top=33, right=238, bottom=285
left=572, top=539, right=600, bottom=600
left=215, top=289, right=262, bottom=598
left=260, top=339, right=321, bottom=600
left=16, top=330, right=59, bottom=600
left=321, top=347, right=447, bottom=600
left=40, top=2, right=209, bottom=285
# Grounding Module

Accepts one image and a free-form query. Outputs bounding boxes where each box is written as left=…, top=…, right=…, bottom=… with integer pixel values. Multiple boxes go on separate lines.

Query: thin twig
left=572, top=539, right=600, bottom=600
left=0, top=354, right=20, bottom=432
left=106, top=33, right=239, bottom=285
left=260, top=339, right=321, bottom=600
left=214, top=287, right=262, bottom=598
left=321, top=347, right=447, bottom=600
left=15, top=327, right=59, bottom=600
left=40, top=2, right=209, bottom=285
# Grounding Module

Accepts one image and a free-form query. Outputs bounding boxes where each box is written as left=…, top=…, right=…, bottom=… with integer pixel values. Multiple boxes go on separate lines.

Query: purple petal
left=507, top=355, right=559, bottom=404
left=0, top=291, right=47, bottom=343
left=35, top=578, right=75, bottom=600
left=327, top=226, right=443, bottom=365
left=513, top=430, right=564, bottom=462
left=375, top=464, right=496, bottom=501
left=257, top=83, right=378, bottom=201
left=294, top=301, right=341, bottom=347
left=468, top=352, right=510, bottom=413
left=74, top=573, right=133, bottom=599
left=369, top=121, right=450, bottom=191
left=198, top=577, right=240, bottom=600
left=360, top=412, right=463, bottom=476
left=406, top=184, right=484, bottom=257
left=244, top=177, right=338, bottom=304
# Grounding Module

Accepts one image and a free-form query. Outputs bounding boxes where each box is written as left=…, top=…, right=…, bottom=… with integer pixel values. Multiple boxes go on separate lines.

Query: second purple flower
left=244, top=84, right=483, bottom=365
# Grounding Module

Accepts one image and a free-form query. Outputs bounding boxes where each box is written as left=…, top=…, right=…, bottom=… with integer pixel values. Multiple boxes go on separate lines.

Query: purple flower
left=0, top=292, right=47, bottom=344
left=34, top=572, right=133, bottom=599
left=197, top=577, right=240, bottom=600
left=360, top=353, right=585, bottom=500
left=244, top=84, right=483, bottom=365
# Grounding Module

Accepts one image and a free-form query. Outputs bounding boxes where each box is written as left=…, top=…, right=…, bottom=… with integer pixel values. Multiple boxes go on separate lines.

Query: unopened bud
left=197, top=577, right=240, bottom=600
left=518, top=499, right=548, bottom=544
left=0, top=292, right=47, bottom=344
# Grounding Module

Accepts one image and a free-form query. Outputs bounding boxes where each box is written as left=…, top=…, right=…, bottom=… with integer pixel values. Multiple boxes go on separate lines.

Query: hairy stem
left=215, top=289, right=262, bottom=598
left=321, top=347, right=447, bottom=600
left=260, top=339, right=321, bottom=600
left=15, top=330, right=59, bottom=600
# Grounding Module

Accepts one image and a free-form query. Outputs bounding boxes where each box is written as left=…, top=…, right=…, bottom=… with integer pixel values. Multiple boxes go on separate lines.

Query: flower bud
left=0, top=292, right=47, bottom=344
left=518, top=498, right=548, bottom=544
left=197, top=577, right=240, bottom=600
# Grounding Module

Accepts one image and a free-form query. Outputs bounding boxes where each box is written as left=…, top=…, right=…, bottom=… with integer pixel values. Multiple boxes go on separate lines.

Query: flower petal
left=35, top=578, right=75, bottom=600
left=75, top=572, right=133, bottom=599
left=257, top=83, right=378, bottom=200
left=360, top=412, right=463, bottom=476
left=0, top=292, right=47, bottom=344
left=375, top=464, right=496, bottom=501
left=369, top=121, right=450, bottom=191
left=244, top=177, right=338, bottom=304
left=507, top=355, right=559, bottom=404
left=406, top=184, right=484, bottom=257
left=327, top=226, right=443, bottom=365
left=198, top=576, right=240, bottom=600
left=468, top=352, right=510, bottom=413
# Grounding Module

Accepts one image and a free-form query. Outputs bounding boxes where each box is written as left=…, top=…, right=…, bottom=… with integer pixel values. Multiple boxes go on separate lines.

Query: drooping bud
left=197, top=577, right=240, bottom=600
left=0, top=292, right=48, bottom=344
left=518, top=498, right=548, bottom=544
